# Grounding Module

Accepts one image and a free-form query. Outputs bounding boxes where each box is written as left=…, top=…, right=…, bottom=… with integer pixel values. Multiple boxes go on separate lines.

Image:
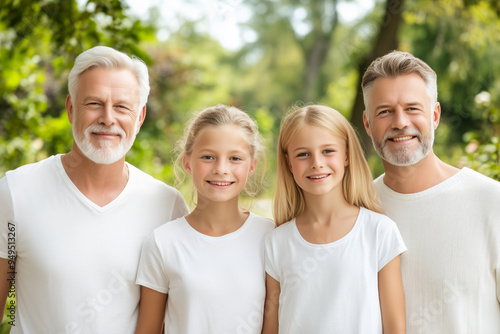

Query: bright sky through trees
left=115, top=0, right=375, bottom=50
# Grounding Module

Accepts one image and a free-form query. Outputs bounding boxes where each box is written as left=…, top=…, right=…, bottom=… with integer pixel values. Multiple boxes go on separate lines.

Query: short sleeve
left=135, top=231, right=169, bottom=294
left=377, top=217, right=407, bottom=272
left=264, top=232, right=280, bottom=282
left=0, top=177, right=15, bottom=259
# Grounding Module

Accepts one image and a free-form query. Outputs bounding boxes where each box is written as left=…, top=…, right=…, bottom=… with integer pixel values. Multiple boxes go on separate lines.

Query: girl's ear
left=182, top=154, right=192, bottom=175
left=248, top=157, right=258, bottom=177
left=344, top=152, right=349, bottom=167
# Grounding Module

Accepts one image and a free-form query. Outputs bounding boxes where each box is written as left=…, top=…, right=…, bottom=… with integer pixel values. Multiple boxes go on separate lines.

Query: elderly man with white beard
left=0, top=46, right=188, bottom=333
left=362, top=50, right=500, bottom=334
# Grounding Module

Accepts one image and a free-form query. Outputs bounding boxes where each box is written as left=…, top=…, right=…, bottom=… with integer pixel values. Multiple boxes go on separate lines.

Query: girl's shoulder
left=359, top=207, right=396, bottom=226
left=265, top=219, right=295, bottom=240
left=358, top=207, right=403, bottom=238
left=245, top=212, right=276, bottom=234
left=248, top=212, right=275, bottom=227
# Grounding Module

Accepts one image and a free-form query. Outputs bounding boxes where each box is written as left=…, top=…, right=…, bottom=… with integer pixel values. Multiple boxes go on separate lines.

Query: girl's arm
left=378, top=255, right=406, bottom=334
left=261, top=274, right=280, bottom=334
left=135, top=286, right=167, bottom=334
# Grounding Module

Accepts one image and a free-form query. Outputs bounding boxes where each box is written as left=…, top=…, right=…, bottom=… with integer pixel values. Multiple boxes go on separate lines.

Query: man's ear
left=432, top=102, right=441, bottom=130
left=135, top=106, right=147, bottom=134
left=363, top=110, right=372, bottom=137
left=66, top=95, right=74, bottom=124
left=182, top=154, right=192, bottom=175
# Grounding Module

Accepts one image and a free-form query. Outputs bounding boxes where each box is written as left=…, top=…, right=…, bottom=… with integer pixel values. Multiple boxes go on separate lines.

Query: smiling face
left=363, top=73, right=440, bottom=167
left=286, top=124, right=348, bottom=198
left=183, top=125, right=257, bottom=204
left=67, top=67, right=145, bottom=165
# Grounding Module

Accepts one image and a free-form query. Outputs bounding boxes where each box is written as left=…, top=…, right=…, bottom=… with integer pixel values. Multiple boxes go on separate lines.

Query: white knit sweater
left=375, top=168, right=500, bottom=334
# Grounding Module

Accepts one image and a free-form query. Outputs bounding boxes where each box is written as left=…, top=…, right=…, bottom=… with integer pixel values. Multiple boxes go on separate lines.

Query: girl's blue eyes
left=201, top=156, right=242, bottom=161
left=296, top=150, right=335, bottom=158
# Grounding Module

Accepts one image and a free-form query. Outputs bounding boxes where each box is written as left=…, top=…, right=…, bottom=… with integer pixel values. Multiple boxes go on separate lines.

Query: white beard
left=73, top=123, right=137, bottom=165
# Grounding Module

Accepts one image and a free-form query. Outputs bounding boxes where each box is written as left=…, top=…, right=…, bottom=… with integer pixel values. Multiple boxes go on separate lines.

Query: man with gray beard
left=0, top=46, right=188, bottom=333
left=362, top=50, right=500, bottom=333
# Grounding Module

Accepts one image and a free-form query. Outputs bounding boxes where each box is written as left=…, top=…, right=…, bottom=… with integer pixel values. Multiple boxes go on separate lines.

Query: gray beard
left=372, top=127, right=434, bottom=167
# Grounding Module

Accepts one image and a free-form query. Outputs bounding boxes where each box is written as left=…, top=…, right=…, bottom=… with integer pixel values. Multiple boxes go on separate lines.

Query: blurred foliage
left=2, top=0, right=500, bottom=328
left=459, top=91, right=500, bottom=180
left=0, top=0, right=156, bottom=176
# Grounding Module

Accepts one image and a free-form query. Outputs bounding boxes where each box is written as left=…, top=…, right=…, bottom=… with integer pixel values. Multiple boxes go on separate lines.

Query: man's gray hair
left=362, top=50, right=438, bottom=117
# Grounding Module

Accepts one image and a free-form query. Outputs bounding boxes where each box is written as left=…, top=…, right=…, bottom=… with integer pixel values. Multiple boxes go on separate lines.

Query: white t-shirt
left=0, top=155, right=189, bottom=334
left=265, top=207, right=406, bottom=334
left=136, top=213, right=275, bottom=334
left=375, top=167, right=500, bottom=334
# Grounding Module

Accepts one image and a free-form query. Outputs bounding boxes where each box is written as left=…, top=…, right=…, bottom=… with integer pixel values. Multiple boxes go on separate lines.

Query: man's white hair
left=67, top=46, right=149, bottom=108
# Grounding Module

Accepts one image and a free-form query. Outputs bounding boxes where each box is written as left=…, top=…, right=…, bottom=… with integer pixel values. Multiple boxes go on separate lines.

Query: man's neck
left=382, top=151, right=460, bottom=194
left=61, top=144, right=129, bottom=207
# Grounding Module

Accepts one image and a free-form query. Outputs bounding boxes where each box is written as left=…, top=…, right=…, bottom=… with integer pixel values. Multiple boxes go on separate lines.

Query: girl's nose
left=213, top=160, right=229, bottom=174
left=310, top=153, right=323, bottom=169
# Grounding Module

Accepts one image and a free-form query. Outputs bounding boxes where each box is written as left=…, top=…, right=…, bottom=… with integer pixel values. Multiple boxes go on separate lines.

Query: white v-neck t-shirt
left=136, top=214, right=275, bottom=334
left=265, top=207, right=406, bottom=333
left=0, top=155, right=189, bottom=333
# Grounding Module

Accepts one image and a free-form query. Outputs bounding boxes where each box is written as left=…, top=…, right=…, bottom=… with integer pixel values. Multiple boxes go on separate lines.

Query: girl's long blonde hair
left=274, top=105, right=381, bottom=226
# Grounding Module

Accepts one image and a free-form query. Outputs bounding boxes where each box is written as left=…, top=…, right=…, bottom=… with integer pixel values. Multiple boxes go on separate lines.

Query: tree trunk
left=302, top=0, right=338, bottom=101
left=350, top=0, right=405, bottom=154
left=303, top=36, right=333, bottom=101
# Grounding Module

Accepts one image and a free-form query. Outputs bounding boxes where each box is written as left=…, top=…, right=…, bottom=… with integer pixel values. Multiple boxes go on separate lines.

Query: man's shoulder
left=460, top=167, right=500, bottom=192
left=5, top=155, right=58, bottom=180
left=127, top=163, right=183, bottom=197
left=128, top=164, right=174, bottom=187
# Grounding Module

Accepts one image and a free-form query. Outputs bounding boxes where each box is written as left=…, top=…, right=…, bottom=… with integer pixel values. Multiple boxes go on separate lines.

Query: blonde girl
left=135, top=105, right=275, bottom=333
left=262, top=105, right=406, bottom=334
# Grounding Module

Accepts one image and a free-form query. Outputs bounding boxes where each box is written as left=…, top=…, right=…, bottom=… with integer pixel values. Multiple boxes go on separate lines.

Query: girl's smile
left=306, top=173, right=331, bottom=181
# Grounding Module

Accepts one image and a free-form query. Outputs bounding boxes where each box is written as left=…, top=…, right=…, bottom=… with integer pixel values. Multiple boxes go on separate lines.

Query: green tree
left=244, top=0, right=342, bottom=102
left=0, top=0, right=154, bottom=177
left=402, top=0, right=500, bottom=171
